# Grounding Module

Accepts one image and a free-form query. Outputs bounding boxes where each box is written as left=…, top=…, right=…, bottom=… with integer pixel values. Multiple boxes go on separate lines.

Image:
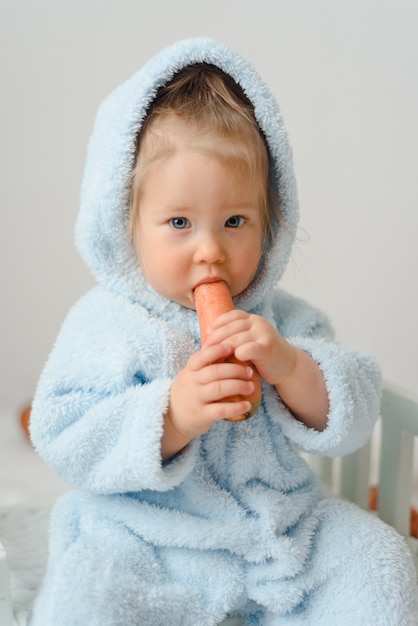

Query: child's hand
left=162, top=341, right=256, bottom=459
left=205, top=309, right=329, bottom=432
left=204, top=310, right=297, bottom=387
left=162, top=309, right=329, bottom=460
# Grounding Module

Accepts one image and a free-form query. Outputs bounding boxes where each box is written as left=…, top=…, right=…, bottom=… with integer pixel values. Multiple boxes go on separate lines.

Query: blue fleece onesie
left=28, top=38, right=418, bottom=625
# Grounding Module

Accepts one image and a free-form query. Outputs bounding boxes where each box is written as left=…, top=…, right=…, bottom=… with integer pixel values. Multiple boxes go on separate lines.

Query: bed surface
left=0, top=408, right=69, bottom=625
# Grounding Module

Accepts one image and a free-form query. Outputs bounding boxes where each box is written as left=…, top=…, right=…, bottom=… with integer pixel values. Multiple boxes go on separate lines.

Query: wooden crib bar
left=379, top=383, right=418, bottom=539
left=305, top=381, right=418, bottom=568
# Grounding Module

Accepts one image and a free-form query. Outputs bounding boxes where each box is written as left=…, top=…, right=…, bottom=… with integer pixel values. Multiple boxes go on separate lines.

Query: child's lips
left=191, top=277, right=226, bottom=305
left=194, top=277, right=225, bottom=289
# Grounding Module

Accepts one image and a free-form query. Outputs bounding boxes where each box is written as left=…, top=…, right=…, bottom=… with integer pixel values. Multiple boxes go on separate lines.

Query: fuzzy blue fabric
left=29, top=38, right=418, bottom=625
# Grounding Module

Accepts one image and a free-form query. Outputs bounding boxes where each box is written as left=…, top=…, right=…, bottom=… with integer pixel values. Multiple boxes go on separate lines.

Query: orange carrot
left=194, top=281, right=261, bottom=421
left=20, top=404, right=31, bottom=440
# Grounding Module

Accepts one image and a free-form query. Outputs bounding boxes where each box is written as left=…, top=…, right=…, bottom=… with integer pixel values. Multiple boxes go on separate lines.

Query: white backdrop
left=1, top=0, right=417, bottom=412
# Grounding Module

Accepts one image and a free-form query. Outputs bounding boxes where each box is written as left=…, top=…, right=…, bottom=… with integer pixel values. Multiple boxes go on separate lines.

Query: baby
left=29, top=39, right=418, bottom=625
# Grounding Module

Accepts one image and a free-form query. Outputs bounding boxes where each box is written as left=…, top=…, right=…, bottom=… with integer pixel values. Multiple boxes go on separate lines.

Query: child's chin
left=174, top=295, right=196, bottom=310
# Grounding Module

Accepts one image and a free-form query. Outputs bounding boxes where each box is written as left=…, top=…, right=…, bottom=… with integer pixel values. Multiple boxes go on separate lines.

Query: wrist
left=273, top=347, right=329, bottom=431
left=161, top=408, right=192, bottom=461
left=273, top=342, right=298, bottom=389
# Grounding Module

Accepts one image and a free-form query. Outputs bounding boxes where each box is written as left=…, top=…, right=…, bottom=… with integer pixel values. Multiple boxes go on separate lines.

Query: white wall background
left=1, top=0, right=417, bottom=413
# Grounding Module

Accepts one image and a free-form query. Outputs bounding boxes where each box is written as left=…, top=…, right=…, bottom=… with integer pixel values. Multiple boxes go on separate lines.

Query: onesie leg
left=28, top=493, right=247, bottom=626
left=258, top=499, right=418, bottom=625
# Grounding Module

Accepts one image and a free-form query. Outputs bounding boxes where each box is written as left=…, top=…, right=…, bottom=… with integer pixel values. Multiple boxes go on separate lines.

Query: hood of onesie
left=75, top=38, right=299, bottom=313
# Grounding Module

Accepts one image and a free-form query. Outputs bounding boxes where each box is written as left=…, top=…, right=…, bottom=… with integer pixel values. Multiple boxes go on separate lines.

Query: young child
left=29, top=38, right=418, bottom=625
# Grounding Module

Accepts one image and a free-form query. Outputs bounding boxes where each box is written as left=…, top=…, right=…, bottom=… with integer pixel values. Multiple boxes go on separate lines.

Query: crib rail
left=379, top=384, right=418, bottom=534
left=378, top=383, right=418, bottom=563
left=306, top=381, right=418, bottom=569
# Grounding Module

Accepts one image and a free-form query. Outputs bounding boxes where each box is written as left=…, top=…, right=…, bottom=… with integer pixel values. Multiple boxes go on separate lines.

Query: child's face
left=133, top=136, right=264, bottom=309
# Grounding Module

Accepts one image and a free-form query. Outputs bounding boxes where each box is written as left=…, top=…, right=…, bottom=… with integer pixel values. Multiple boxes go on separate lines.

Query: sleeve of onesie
left=29, top=288, right=199, bottom=494
left=269, top=289, right=382, bottom=457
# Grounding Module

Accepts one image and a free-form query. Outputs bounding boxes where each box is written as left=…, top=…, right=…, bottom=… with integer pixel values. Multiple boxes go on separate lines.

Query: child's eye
left=169, top=217, right=190, bottom=229
left=225, top=215, right=245, bottom=228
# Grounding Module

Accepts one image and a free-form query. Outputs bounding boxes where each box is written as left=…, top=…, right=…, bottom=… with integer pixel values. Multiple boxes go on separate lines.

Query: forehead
left=139, top=115, right=264, bottom=180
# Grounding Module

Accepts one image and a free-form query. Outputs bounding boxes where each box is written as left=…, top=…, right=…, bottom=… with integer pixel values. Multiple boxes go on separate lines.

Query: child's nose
left=194, top=232, right=226, bottom=265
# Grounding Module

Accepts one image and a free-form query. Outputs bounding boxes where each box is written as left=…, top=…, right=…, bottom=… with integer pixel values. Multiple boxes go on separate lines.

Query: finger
left=209, top=308, right=243, bottom=322
left=209, top=399, right=252, bottom=422
left=202, top=378, right=255, bottom=404
left=188, top=342, right=234, bottom=370
left=207, top=310, right=249, bottom=331
left=204, top=322, right=253, bottom=348
left=234, top=341, right=266, bottom=363
left=199, top=361, right=254, bottom=385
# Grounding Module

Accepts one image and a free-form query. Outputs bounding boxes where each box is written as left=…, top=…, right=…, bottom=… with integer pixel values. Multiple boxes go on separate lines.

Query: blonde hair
left=128, top=63, right=278, bottom=246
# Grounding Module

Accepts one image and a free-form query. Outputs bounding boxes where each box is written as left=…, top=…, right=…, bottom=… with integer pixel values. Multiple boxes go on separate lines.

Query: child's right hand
left=161, top=342, right=255, bottom=460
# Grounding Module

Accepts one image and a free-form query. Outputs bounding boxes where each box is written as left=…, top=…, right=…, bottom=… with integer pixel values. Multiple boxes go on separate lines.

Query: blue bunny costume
left=29, top=39, right=418, bottom=625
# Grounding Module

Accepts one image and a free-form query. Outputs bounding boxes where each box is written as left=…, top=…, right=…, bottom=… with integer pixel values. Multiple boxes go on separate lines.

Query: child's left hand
left=204, top=309, right=329, bottom=432
left=204, top=310, right=297, bottom=387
